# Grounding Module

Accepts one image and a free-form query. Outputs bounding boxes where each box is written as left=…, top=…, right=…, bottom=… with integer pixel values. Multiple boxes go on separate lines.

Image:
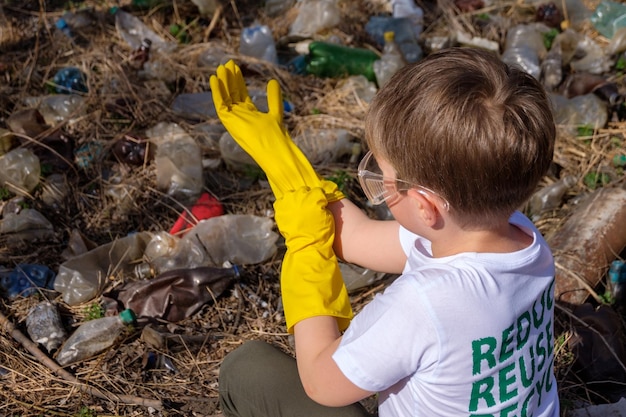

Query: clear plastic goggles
left=357, top=151, right=450, bottom=211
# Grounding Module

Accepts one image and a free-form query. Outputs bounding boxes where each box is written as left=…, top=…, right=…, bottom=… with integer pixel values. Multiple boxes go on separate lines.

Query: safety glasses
left=357, top=151, right=450, bottom=211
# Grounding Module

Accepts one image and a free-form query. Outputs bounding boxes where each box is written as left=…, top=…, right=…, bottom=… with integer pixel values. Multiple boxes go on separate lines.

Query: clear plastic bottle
left=26, top=301, right=67, bottom=353
left=391, top=0, right=423, bottom=39
left=239, top=24, right=278, bottom=65
left=0, top=148, right=41, bottom=196
left=541, top=39, right=562, bottom=91
left=146, top=122, right=204, bottom=203
left=56, top=309, right=136, bottom=366
left=529, top=175, right=577, bottom=220
left=374, top=31, right=407, bottom=88
left=112, top=7, right=176, bottom=53
left=289, top=0, right=341, bottom=37
left=54, top=232, right=153, bottom=305
left=501, top=23, right=549, bottom=80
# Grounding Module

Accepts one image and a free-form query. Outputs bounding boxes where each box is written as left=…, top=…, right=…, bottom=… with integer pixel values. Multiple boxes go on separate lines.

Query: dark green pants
left=219, top=340, right=374, bottom=417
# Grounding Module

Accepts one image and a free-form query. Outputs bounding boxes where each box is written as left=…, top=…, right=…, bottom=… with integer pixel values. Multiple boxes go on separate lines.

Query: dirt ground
left=1, top=0, right=626, bottom=416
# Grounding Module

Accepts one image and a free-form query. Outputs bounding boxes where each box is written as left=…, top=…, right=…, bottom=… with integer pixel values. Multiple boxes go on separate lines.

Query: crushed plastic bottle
left=112, top=7, right=176, bottom=53
left=56, top=309, right=136, bottom=366
left=117, top=265, right=239, bottom=322
left=374, top=31, right=407, bottom=88
left=54, top=232, right=153, bottom=305
left=24, top=94, right=86, bottom=126
left=0, top=208, right=54, bottom=242
left=26, top=301, right=67, bottom=353
left=568, top=35, right=612, bottom=74
left=289, top=0, right=341, bottom=37
left=529, top=175, right=577, bottom=220
left=541, top=39, right=563, bottom=90
left=146, top=122, right=204, bottom=202
left=550, top=93, right=608, bottom=132
left=239, top=24, right=278, bottom=65
left=500, top=23, right=549, bottom=80
left=0, top=148, right=41, bottom=196
left=0, top=264, right=56, bottom=299
left=182, top=214, right=279, bottom=267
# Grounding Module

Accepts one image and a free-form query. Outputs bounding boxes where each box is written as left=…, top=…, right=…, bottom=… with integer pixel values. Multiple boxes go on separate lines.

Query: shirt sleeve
left=332, top=274, right=440, bottom=392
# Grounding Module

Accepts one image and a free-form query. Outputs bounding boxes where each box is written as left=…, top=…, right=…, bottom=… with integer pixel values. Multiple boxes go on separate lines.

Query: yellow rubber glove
left=209, top=60, right=344, bottom=202
left=275, top=187, right=353, bottom=333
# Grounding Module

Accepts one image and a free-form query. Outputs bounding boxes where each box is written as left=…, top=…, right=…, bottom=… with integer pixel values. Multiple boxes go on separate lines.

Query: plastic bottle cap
left=383, top=31, right=395, bottom=42
left=119, top=309, right=137, bottom=324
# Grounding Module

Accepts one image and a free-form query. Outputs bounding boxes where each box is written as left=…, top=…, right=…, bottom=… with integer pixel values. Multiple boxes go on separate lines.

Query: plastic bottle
left=590, top=0, right=626, bottom=39
left=549, top=93, right=608, bottom=133
left=541, top=40, right=563, bottom=91
left=112, top=8, right=176, bottom=53
left=56, top=309, right=136, bottom=366
left=340, top=262, right=387, bottom=292
left=365, top=16, right=422, bottom=63
left=55, top=18, right=74, bottom=39
left=54, top=232, right=153, bottom=305
left=118, top=265, right=239, bottom=322
left=609, top=260, right=626, bottom=309
left=239, top=24, right=278, bottom=65
left=568, top=35, right=611, bottom=75
left=0, top=208, right=54, bottom=243
left=0, top=264, right=56, bottom=299
left=182, top=214, right=279, bottom=267
left=305, top=41, right=380, bottom=82
left=21, top=95, right=86, bottom=126
left=528, top=175, right=577, bottom=220
left=26, top=301, right=67, bottom=353
left=52, top=67, right=88, bottom=94
left=391, top=0, right=423, bottom=39
left=139, top=231, right=209, bottom=277
left=219, top=131, right=258, bottom=171
left=373, top=31, right=407, bottom=88
left=265, top=0, right=296, bottom=17
left=146, top=122, right=204, bottom=202
left=292, top=128, right=356, bottom=165
left=500, top=23, right=549, bottom=80
left=0, top=148, right=41, bottom=196
left=289, top=0, right=341, bottom=37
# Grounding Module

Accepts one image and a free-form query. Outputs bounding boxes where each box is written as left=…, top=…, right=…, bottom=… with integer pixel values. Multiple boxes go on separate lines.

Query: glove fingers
left=267, top=79, right=284, bottom=124
left=211, top=67, right=231, bottom=110
left=224, top=60, right=251, bottom=107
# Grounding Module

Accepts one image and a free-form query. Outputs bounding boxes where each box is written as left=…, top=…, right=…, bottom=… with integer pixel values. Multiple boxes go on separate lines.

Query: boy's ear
left=407, top=188, right=440, bottom=227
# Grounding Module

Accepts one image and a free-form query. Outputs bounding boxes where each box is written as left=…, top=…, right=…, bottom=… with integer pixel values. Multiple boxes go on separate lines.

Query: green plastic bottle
left=305, top=41, right=380, bottom=82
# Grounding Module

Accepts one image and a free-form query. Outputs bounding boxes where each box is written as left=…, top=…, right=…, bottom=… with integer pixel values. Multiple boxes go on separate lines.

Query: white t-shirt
left=333, top=211, right=559, bottom=417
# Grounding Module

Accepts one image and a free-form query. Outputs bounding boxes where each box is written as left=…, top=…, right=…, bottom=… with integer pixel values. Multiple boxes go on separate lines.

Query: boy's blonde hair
left=365, top=47, right=555, bottom=227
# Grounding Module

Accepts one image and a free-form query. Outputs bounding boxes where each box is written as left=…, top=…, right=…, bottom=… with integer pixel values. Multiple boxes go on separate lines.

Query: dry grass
left=0, top=0, right=626, bottom=415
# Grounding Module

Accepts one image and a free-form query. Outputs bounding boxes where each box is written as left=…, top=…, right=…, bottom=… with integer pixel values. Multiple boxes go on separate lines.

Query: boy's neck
left=429, top=221, right=533, bottom=258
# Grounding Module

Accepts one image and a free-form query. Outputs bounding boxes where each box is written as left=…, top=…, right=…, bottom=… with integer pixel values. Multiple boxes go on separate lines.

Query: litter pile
left=1, top=0, right=626, bottom=415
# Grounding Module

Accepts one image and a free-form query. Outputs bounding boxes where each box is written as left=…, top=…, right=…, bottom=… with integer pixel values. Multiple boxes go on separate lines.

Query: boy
left=210, top=47, right=559, bottom=416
